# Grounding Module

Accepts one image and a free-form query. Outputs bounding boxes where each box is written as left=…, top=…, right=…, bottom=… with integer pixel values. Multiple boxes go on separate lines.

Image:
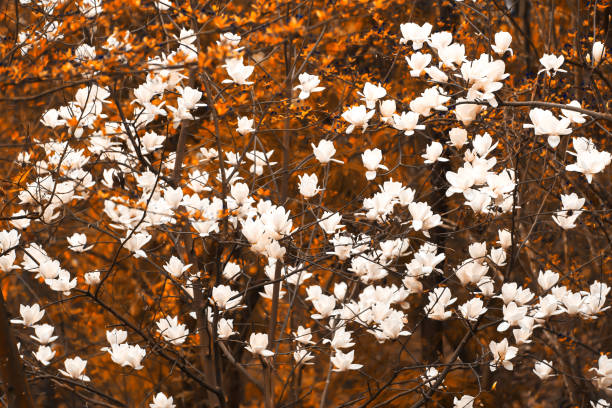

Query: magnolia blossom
left=533, top=360, right=555, bottom=380
left=421, top=367, right=440, bottom=388
left=33, top=345, right=56, bottom=366
left=425, top=66, right=449, bottom=82
left=489, top=338, right=518, bottom=371
left=150, top=393, right=176, bottom=408
left=59, top=356, right=90, bottom=381
left=319, top=212, right=344, bottom=234
left=566, top=140, right=611, bottom=183
left=123, top=232, right=152, bottom=258
left=217, top=318, right=237, bottom=339
left=311, top=294, right=336, bottom=319
left=454, top=98, right=483, bottom=125
left=11, top=303, right=45, bottom=326
left=67, top=233, right=92, bottom=252
left=342, top=105, right=375, bottom=134
left=236, top=116, right=255, bottom=135
left=458, top=298, right=487, bottom=322
left=379, top=100, right=396, bottom=123
left=84, top=271, right=101, bottom=285
left=31, top=324, right=58, bottom=344
left=399, top=22, right=433, bottom=50
left=298, top=173, right=320, bottom=198
left=311, top=140, right=342, bottom=164
left=538, top=54, right=566, bottom=76
left=453, top=395, right=475, bottom=408
left=156, top=316, right=189, bottom=345
left=592, top=41, right=605, bottom=65
left=492, top=31, right=512, bottom=55
left=406, top=52, right=431, bottom=77
left=408, top=201, right=442, bottom=233
left=561, top=100, right=587, bottom=124
left=428, top=31, right=452, bottom=51
left=359, top=83, right=387, bottom=109
left=106, top=343, right=146, bottom=370
left=293, top=347, right=315, bottom=365
left=294, top=326, right=314, bottom=345
left=163, top=256, right=191, bottom=278
left=216, top=32, right=241, bottom=48
left=222, top=57, right=254, bottom=85
left=331, top=349, right=363, bottom=372
left=211, top=285, right=242, bottom=310
left=361, top=148, right=388, bottom=180
left=449, top=128, right=468, bottom=148
left=392, top=111, right=425, bottom=136
left=537, top=270, right=559, bottom=291
left=323, top=326, right=355, bottom=349
left=79, top=0, right=102, bottom=18
left=552, top=212, right=580, bottom=230
left=245, top=333, right=274, bottom=356
left=422, top=141, right=448, bottom=164
left=523, top=108, right=572, bottom=148
left=294, top=72, right=324, bottom=100
left=591, top=354, right=612, bottom=392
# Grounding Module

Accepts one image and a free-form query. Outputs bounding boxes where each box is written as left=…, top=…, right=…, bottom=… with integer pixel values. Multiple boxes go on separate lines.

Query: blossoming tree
left=0, top=0, right=610, bottom=407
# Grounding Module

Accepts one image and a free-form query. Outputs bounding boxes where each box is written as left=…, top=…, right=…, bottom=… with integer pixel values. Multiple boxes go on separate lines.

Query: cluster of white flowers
left=4, top=6, right=611, bottom=407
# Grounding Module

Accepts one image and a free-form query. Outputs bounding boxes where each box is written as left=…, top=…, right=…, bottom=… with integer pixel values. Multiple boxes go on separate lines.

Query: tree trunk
left=0, top=288, right=35, bottom=408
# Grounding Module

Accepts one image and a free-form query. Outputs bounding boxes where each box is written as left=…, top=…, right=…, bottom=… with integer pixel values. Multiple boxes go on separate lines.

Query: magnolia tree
left=0, top=0, right=611, bottom=406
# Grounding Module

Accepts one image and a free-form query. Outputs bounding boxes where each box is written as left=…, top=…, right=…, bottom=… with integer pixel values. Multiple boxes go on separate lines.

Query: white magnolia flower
left=222, top=57, right=254, bottom=85
left=31, top=324, right=58, bottom=344
left=106, top=343, right=146, bottom=370
left=245, top=333, right=274, bottom=357
left=156, top=316, right=189, bottom=345
left=236, top=116, right=255, bottom=135
left=533, top=360, right=555, bottom=380
left=163, top=256, right=191, bottom=278
left=523, top=108, right=572, bottom=148
left=448, top=128, right=468, bottom=148
left=67, top=233, right=93, bottom=252
left=331, top=349, right=363, bottom=372
left=561, top=100, right=587, bottom=124
left=59, top=356, right=90, bottom=381
left=489, top=338, right=518, bottom=371
left=293, top=347, right=315, bottom=365
left=84, top=271, right=101, bottom=285
left=458, top=298, right=487, bottom=322
left=592, top=41, right=605, bottom=65
left=150, top=392, right=176, bottom=408
left=298, top=173, right=321, bottom=198
left=211, top=285, right=242, bottom=310
left=379, top=100, right=396, bottom=123
left=217, top=318, right=237, bottom=339
left=406, top=52, right=431, bottom=77
left=538, top=54, right=567, bottom=76
left=33, top=345, right=56, bottom=366
left=294, top=73, right=324, bottom=100
left=399, top=22, right=433, bottom=50
left=492, top=31, right=512, bottom=55
left=319, top=212, right=344, bottom=234
left=216, top=32, right=241, bottom=48
left=361, top=148, right=388, bottom=180
left=358, top=83, right=387, bottom=109
left=11, top=304, right=45, bottom=327
left=422, top=141, right=448, bottom=164
left=342, top=105, right=375, bottom=134
left=392, top=111, right=425, bottom=136
left=311, top=140, right=342, bottom=164
left=566, top=140, right=611, bottom=183
left=453, top=395, right=475, bottom=408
